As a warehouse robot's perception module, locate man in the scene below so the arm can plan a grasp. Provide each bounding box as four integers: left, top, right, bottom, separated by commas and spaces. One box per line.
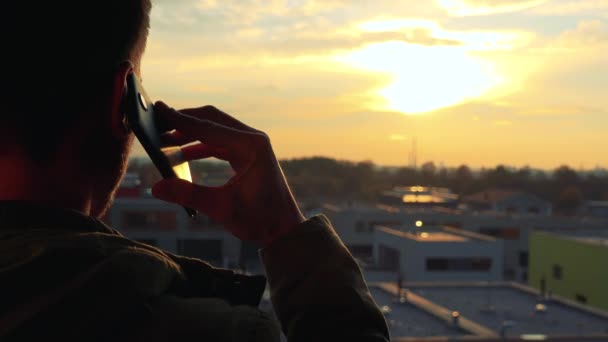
0, 1, 389, 341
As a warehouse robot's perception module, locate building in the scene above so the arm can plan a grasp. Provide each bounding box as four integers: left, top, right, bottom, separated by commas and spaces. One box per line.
322, 202, 608, 282
369, 286, 469, 339
322, 203, 408, 264
115, 172, 142, 198
368, 281, 608, 341
389, 281, 608, 340
529, 229, 608, 311
374, 224, 503, 281
583, 201, 608, 218
461, 189, 552, 216
106, 197, 260, 270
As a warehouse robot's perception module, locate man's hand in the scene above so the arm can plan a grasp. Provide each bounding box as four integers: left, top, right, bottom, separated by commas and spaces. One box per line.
151, 102, 305, 247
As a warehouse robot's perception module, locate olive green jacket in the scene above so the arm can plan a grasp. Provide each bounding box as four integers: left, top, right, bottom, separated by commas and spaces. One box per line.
0, 201, 389, 341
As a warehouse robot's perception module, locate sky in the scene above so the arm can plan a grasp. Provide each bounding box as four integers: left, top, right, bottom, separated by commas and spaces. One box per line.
138, 0, 608, 169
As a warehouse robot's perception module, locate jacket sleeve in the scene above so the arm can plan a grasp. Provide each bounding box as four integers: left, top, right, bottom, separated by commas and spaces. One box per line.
260, 215, 390, 342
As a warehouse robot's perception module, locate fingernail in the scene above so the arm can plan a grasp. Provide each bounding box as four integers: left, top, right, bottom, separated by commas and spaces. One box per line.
155, 101, 169, 109
155, 101, 176, 114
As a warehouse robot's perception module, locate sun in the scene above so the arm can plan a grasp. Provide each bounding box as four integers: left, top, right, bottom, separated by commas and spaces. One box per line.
337, 41, 502, 114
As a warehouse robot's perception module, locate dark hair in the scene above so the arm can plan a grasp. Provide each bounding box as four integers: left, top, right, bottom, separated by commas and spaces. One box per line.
0, 0, 152, 161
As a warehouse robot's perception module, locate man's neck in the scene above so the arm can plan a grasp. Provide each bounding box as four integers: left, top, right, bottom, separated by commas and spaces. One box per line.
0, 151, 93, 215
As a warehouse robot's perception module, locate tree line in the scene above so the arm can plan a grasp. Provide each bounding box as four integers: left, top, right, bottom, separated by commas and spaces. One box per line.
278, 157, 608, 213
127, 156, 608, 214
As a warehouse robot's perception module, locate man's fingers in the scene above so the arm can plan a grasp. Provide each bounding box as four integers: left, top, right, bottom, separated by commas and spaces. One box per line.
181, 143, 230, 161
157, 101, 256, 133
160, 130, 197, 147
152, 178, 227, 220
156, 104, 255, 148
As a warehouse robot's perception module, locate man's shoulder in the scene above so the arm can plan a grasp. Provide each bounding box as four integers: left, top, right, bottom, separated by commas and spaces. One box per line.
0, 227, 273, 340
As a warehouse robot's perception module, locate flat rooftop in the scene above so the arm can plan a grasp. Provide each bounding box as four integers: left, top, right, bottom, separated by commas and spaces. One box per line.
407, 284, 608, 337
370, 288, 467, 338
376, 226, 495, 242
538, 230, 608, 247
571, 236, 608, 247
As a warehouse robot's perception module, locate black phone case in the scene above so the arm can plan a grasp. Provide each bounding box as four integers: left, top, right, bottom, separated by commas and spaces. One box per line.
125, 73, 197, 218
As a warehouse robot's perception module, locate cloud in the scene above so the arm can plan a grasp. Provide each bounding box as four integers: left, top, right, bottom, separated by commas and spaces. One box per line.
557, 20, 608, 48
148, 0, 530, 62
142, 54, 390, 119
529, 0, 608, 16
437, 0, 547, 16
147, 24, 464, 61
513, 105, 604, 116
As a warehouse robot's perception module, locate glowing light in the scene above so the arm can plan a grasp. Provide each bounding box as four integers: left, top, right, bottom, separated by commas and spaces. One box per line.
403, 194, 436, 203
335, 20, 528, 114
420, 232, 430, 238
521, 334, 547, 341
416, 221, 423, 227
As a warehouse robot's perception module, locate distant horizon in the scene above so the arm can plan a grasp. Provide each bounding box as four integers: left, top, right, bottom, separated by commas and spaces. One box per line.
128, 151, 607, 173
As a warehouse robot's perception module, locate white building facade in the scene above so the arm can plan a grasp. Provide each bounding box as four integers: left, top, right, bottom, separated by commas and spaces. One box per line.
374, 226, 504, 282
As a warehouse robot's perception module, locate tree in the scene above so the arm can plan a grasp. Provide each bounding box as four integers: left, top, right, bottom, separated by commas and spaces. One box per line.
554, 165, 579, 186
421, 161, 436, 184
452, 164, 473, 195
555, 186, 584, 216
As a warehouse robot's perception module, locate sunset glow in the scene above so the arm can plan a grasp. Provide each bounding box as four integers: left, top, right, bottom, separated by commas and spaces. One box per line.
339, 41, 502, 113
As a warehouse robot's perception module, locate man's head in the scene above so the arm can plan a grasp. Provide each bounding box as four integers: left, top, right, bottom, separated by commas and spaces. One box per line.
0, 0, 152, 216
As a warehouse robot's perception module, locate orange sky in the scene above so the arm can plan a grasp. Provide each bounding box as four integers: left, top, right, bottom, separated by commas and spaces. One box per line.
137, 0, 608, 169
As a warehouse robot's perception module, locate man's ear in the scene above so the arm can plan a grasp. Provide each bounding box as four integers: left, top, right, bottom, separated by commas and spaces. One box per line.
109, 61, 134, 137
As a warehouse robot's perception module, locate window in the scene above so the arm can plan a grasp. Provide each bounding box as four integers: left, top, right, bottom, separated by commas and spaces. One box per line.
378, 245, 400, 271
528, 206, 540, 214
427, 258, 449, 271
426, 258, 492, 271
355, 221, 366, 233
552, 264, 563, 280
519, 251, 529, 267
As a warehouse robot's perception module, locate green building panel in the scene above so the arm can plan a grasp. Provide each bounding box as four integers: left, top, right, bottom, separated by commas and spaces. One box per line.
529, 231, 608, 311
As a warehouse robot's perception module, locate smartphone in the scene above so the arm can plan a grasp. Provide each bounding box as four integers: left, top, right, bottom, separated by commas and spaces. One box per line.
124, 73, 197, 218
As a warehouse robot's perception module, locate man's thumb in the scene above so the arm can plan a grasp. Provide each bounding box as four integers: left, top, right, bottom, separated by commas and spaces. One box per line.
152, 178, 218, 215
